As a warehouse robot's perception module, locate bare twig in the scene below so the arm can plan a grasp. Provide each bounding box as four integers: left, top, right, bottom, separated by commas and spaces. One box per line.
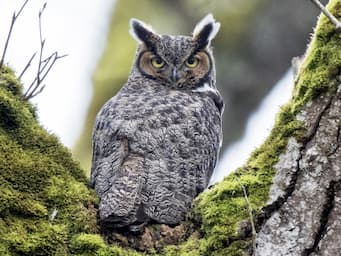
23, 52, 67, 100
39, 54, 68, 83
310, 0, 341, 32
24, 52, 56, 95
23, 2, 67, 100
1, 1, 65, 100
0, 0, 29, 69
237, 177, 257, 256
29, 84, 46, 99
19, 52, 37, 79
36, 3, 47, 86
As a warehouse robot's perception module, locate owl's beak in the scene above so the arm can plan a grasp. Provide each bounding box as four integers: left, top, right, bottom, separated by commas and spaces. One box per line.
171, 68, 179, 82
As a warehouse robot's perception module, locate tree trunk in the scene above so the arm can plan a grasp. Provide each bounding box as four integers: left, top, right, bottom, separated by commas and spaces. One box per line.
255, 2, 341, 255
256, 81, 341, 256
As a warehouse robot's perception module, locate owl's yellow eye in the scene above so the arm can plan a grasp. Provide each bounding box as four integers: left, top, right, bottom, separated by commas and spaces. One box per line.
151, 57, 165, 68
185, 56, 200, 68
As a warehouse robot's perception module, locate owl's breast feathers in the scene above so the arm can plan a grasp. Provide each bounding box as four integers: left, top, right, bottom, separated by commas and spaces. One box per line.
91, 83, 223, 229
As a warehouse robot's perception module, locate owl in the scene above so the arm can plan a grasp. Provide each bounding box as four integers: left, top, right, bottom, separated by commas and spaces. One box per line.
90, 14, 224, 232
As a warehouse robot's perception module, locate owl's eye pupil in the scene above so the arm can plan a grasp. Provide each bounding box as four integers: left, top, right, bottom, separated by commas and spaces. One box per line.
188, 57, 195, 64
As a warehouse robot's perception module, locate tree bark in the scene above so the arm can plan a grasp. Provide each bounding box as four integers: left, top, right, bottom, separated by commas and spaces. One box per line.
256, 84, 341, 256
254, 1, 341, 254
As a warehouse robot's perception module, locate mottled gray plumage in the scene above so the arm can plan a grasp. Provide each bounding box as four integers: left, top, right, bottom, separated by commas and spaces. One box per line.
90, 14, 224, 231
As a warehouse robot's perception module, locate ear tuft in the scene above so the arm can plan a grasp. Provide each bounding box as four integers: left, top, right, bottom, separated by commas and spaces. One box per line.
193, 14, 220, 48
129, 18, 159, 46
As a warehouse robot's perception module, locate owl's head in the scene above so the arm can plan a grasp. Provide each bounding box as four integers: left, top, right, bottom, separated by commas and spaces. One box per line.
129, 14, 220, 90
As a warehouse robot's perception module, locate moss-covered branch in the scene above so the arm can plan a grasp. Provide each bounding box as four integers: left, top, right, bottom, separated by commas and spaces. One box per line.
0, 66, 127, 255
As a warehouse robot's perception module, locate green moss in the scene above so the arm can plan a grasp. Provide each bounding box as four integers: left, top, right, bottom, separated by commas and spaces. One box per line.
70, 234, 106, 254
0, 64, 146, 255
0, 66, 23, 97
96, 247, 143, 256
70, 234, 144, 256
293, 0, 341, 109
0, 67, 99, 255
2, 222, 68, 256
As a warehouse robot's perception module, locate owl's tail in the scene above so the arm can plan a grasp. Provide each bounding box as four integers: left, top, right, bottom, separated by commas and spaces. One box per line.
97, 155, 149, 232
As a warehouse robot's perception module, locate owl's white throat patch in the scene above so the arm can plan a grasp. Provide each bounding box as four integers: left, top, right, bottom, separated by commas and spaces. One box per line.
192, 83, 217, 94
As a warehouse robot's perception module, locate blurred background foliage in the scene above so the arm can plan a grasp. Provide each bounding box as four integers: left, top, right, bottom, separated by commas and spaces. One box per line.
74, 0, 324, 174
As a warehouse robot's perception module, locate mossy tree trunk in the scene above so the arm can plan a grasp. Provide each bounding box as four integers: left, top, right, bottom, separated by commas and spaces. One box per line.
254, 5, 341, 256
255, 84, 340, 255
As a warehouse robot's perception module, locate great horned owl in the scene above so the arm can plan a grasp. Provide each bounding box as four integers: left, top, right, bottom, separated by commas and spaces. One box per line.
90, 14, 224, 232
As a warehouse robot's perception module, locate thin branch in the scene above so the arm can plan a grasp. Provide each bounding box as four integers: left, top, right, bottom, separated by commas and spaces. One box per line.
23, 2, 67, 101
24, 52, 67, 99
29, 84, 45, 98
1, 1, 65, 100
19, 52, 37, 79
42, 53, 56, 64
23, 54, 53, 98
237, 177, 257, 256
39, 54, 67, 83
23, 53, 67, 100
0, 0, 29, 69
310, 0, 341, 31
16, 0, 30, 17
25, 52, 56, 94
36, 5, 46, 87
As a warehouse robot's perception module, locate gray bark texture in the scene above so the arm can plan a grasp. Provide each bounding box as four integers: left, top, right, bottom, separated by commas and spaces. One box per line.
256, 84, 341, 255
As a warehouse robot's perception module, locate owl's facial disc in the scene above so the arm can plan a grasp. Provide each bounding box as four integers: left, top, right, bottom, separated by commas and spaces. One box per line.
138, 50, 211, 88
130, 15, 219, 89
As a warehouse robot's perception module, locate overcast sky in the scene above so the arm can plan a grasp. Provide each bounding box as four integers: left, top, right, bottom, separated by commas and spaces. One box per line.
0, 0, 114, 147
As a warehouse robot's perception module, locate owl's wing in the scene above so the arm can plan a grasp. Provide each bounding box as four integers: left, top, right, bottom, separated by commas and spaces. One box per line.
90, 113, 124, 190
197, 136, 220, 193
90, 111, 120, 192
90, 101, 146, 226
199, 90, 224, 188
